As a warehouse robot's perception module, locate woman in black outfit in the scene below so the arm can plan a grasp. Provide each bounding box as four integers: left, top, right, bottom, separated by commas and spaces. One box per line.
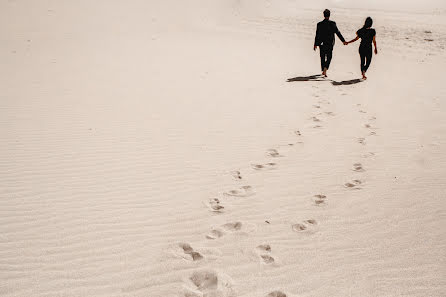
347, 17, 378, 80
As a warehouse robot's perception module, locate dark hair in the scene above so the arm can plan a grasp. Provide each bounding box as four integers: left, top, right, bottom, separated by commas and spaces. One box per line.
363, 17, 373, 28
323, 9, 330, 18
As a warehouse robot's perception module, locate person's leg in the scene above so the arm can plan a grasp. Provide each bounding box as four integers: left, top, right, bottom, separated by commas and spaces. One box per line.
320, 46, 330, 77
364, 48, 373, 72
359, 48, 367, 79
325, 49, 333, 70
319, 47, 326, 72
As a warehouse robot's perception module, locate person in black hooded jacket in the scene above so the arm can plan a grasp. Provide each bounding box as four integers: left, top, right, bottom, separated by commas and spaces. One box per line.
314, 9, 348, 77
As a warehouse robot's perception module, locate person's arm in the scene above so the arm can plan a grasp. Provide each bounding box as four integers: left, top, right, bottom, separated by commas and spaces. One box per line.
373, 35, 378, 54
334, 23, 348, 45
347, 35, 359, 44
314, 24, 320, 50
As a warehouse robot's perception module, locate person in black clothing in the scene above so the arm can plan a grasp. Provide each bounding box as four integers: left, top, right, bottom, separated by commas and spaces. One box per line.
314, 9, 348, 77
347, 17, 378, 80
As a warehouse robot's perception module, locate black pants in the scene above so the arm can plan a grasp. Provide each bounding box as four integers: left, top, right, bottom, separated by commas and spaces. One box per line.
359, 46, 372, 73
319, 46, 333, 71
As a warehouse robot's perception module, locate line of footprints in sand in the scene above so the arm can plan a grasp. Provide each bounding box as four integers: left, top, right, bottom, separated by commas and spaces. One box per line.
178, 94, 378, 297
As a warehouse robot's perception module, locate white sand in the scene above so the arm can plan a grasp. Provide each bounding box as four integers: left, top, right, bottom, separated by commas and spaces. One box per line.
1, 1, 446, 296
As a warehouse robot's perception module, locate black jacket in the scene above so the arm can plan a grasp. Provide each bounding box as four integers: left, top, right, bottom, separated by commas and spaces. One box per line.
314, 19, 345, 48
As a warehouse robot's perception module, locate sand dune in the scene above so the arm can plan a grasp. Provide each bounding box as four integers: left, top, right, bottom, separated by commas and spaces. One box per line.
1, 1, 445, 297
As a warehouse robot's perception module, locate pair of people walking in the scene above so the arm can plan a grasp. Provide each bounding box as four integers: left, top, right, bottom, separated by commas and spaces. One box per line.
314, 9, 378, 80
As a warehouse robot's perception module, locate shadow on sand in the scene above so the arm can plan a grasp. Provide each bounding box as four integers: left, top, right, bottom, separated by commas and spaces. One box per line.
287, 75, 362, 86
331, 79, 362, 86
286, 74, 326, 82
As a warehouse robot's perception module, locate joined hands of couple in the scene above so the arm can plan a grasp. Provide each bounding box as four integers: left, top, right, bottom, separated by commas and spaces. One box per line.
313, 42, 378, 54
313, 41, 348, 51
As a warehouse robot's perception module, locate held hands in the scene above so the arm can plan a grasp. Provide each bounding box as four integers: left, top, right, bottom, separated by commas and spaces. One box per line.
314, 42, 351, 50
374, 48, 378, 54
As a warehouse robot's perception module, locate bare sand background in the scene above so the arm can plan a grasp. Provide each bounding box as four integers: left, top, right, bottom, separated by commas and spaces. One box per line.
1, 1, 446, 296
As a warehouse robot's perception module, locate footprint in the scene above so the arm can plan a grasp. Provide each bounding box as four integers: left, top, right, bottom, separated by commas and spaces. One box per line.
362, 152, 375, 158
294, 130, 301, 136
189, 270, 217, 290
313, 125, 323, 129
344, 179, 362, 189
179, 242, 194, 254
267, 149, 282, 157
266, 291, 287, 297
353, 163, 364, 172
324, 111, 335, 116
359, 110, 367, 113
256, 244, 272, 253
169, 242, 213, 262
292, 219, 318, 233
222, 222, 243, 231
358, 138, 366, 145
260, 254, 275, 264
304, 219, 317, 225
183, 269, 234, 297
175, 243, 222, 260
205, 198, 225, 213
292, 223, 307, 232
187, 252, 203, 262
369, 116, 377, 121
206, 221, 254, 239
224, 185, 254, 197
178, 243, 204, 261
255, 244, 275, 265
344, 182, 355, 188
310, 116, 321, 122
364, 123, 372, 129
252, 163, 277, 170
369, 131, 377, 136
206, 229, 225, 240
313, 105, 321, 109
313, 194, 327, 206
230, 170, 242, 180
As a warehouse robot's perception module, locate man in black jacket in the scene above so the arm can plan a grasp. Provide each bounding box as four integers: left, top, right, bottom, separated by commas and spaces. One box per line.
314, 9, 347, 77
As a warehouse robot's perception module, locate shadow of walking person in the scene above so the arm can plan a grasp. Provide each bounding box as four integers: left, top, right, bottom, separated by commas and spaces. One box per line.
331, 79, 362, 85
287, 74, 325, 82
287, 75, 363, 86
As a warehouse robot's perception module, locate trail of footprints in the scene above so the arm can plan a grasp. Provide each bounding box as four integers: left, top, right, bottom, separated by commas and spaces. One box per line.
177, 91, 377, 296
